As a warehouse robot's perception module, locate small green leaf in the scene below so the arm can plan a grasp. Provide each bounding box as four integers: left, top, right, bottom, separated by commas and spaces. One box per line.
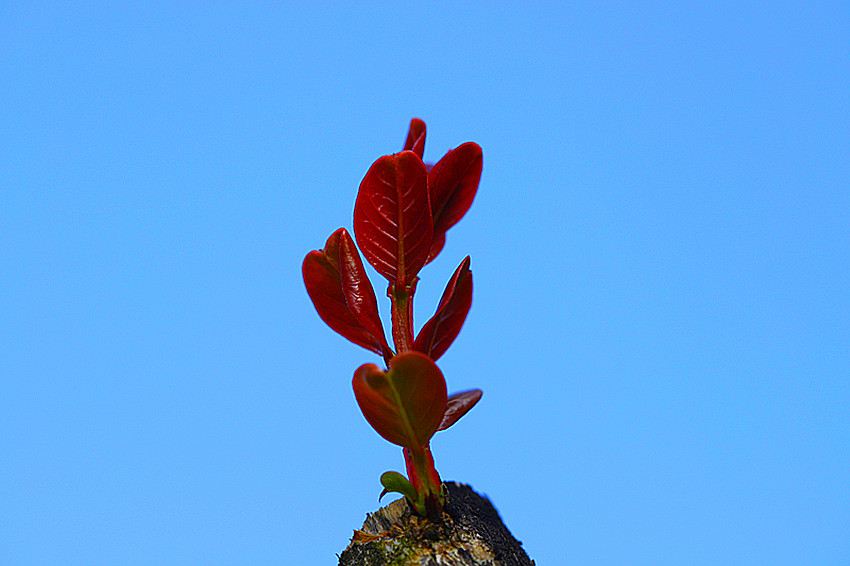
379, 471, 418, 502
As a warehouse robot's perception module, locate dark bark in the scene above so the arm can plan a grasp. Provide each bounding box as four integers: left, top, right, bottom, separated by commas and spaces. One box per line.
338, 482, 534, 566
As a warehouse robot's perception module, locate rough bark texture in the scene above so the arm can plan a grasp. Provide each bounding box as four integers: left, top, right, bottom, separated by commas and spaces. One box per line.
338, 482, 534, 566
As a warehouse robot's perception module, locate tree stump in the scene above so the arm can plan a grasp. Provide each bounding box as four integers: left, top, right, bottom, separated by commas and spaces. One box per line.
338, 482, 535, 566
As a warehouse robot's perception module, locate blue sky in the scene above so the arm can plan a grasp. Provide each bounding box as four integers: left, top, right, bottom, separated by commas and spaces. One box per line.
2, 2, 848, 564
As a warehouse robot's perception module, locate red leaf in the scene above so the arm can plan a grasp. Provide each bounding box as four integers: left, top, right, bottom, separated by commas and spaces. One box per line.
403, 118, 426, 159
438, 389, 483, 431
426, 143, 482, 262
352, 352, 447, 449
413, 256, 472, 361
354, 152, 433, 287
425, 232, 445, 265
338, 231, 385, 345
302, 229, 391, 358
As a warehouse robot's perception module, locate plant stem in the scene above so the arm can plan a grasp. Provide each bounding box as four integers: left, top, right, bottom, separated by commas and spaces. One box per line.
389, 284, 415, 352
404, 445, 444, 520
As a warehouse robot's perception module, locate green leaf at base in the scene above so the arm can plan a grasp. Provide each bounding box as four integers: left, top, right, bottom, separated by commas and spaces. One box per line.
379, 471, 418, 502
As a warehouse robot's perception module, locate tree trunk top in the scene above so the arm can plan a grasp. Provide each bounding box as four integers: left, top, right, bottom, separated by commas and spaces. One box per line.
339, 482, 534, 566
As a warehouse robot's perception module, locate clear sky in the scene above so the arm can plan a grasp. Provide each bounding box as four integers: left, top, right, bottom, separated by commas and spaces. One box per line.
2, 2, 848, 564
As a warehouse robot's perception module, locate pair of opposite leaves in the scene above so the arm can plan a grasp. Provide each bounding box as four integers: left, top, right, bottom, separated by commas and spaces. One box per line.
303, 119, 483, 453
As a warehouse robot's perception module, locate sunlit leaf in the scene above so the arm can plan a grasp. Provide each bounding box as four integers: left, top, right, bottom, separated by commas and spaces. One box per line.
426, 143, 482, 262
352, 352, 447, 449
354, 152, 433, 287
438, 389, 483, 431
425, 232, 445, 265
338, 230, 386, 347
403, 118, 426, 159
413, 256, 472, 361
302, 228, 391, 358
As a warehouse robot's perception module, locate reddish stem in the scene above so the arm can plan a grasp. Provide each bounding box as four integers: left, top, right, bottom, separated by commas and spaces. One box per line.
404, 444, 444, 520
389, 284, 415, 352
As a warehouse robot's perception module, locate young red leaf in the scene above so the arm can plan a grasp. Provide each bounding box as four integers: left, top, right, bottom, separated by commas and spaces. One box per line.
353, 152, 433, 287
438, 389, 483, 431
403, 118, 426, 159
413, 256, 473, 361
302, 228, 391, 359
352, 352, 447, 450
425, 232, 446, 265
426, 142, 482, 262
337, 231, 386, 346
